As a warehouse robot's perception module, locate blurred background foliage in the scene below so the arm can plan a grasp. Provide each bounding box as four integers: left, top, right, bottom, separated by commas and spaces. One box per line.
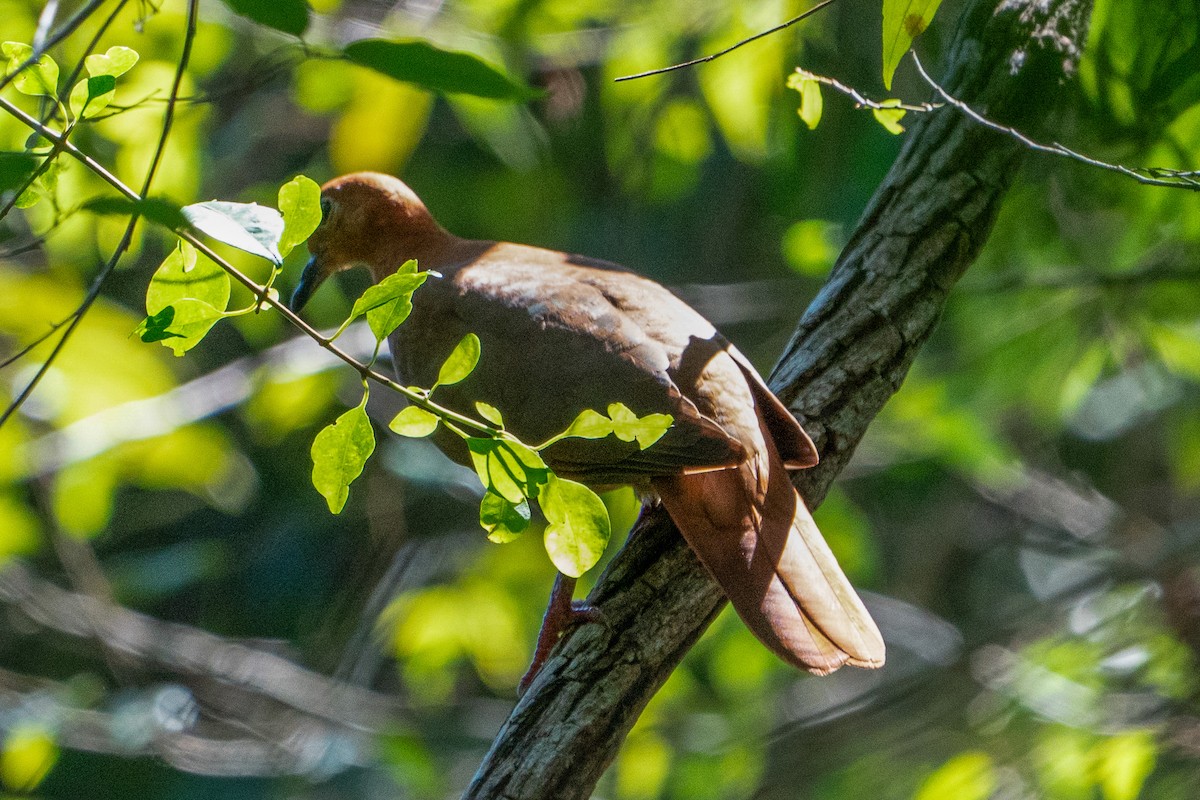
1, 0, 1200, 797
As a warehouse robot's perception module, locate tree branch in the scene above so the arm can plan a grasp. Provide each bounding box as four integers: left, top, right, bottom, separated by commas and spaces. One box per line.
464, 0, 1093, 797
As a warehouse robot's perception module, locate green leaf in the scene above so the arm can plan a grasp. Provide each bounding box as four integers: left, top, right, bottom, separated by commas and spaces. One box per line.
3, 42, 59, 97
474, 401, 504, 427
277, 175, 322, 258
83, 196, 188, 229
786, 70, 824, 130
881, 0, 944, 89
872, 101, 907, 134
311, 404, 376, 514
339, 264, 427, 339
146, 242, 230, 314
606, 403, 673, 449
540, 474, 610, 577
560, 408, 614, 440
389, 405, 439, 437
182, 200, 284, 263
68, 74, 117, 119
466, 437, 549, 505
0, 152, 37, 194
84, 46, 139, 78
434, 333, 481, 388
343, 39, 539, 102
151, 299, 226, 356
480, 490, 530, 543
221, 0, 310, 37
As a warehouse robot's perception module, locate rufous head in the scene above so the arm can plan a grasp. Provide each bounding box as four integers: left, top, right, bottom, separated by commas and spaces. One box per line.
290, 172, 448, 312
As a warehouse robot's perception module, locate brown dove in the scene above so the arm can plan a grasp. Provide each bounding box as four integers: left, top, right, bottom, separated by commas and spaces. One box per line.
291, 172, 884, 676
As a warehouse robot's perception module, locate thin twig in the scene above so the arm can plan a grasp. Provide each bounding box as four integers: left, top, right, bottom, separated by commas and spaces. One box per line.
912, 53, 1200, 191
614, 0, 836, 82
797, 68, 941, 113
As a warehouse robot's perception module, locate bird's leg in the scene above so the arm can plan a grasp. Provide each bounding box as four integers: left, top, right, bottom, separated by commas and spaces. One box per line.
518, 572, 602, 695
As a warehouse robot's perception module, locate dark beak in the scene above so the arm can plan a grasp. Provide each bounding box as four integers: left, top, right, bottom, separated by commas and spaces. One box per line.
290, 255, 324, 313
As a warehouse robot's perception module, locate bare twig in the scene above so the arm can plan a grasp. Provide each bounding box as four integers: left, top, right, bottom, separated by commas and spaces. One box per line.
614, 0, 836, 82
796, 68, 941, 114
912, 53, 1200, 191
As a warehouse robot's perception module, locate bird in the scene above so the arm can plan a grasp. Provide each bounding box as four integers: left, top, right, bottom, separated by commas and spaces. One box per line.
290, 172, 884, 677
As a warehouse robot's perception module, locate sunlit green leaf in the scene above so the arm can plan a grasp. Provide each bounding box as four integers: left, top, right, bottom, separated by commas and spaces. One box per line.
311, 403, 376, 513
2, 42, 59, 97
389, 405, 439, 437
1, 725, 57, 792
182, 200, 284, 263
480, 490, 530, 543
344, 39, 539, 102
222, 0, 310, 37
277, 174, 322, 257
358, 266, 427, 339
559, 408, 614, 440
475, 401, 504, 428
146, 242, 230, 314
881, 0, 944, 89
786, 69, 823, 130
152, 299, 227, 356
434, 333, 481, 388
873, 101, 907, 134
68, 74, 117, 119
540, 474, 610, 577
466, 437, 549, 505
84, 45, 139, 78
606, 403, 672, 449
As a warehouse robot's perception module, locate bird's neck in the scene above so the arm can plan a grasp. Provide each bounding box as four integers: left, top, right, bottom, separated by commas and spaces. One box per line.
367, 233, 490, 284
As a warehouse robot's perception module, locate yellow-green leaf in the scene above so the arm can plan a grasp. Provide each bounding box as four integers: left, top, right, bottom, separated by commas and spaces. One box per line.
786, 69, 823, 130
606, 403, 673, 449
1095, 731, 1156, 800
342, 264, 427, 340
389, 405, 439, 437
559, 408, 614, 440
277, 174, 322, 258
85, 45, 138, 78
873, 100, 907, 134
475, 401, 504, 427
480, 489, 530, 543
541, 474, 610, 577
435, 333, 481, 388
466, 437, 548, 505
881, 0, 944, 89
311, 404, 376, 513
146, 241, 230, 314
2, 42, 58, 97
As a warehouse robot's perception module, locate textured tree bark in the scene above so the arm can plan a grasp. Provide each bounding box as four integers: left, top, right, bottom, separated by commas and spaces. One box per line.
463, 1, 1092, 797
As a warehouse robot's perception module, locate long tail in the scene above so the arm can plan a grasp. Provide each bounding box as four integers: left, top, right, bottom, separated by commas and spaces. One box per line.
653, 413, 884, 674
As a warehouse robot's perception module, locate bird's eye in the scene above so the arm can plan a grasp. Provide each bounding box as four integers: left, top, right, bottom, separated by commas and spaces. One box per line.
319, 197, 333, 221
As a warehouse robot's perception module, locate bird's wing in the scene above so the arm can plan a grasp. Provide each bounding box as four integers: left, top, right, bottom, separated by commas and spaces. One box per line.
391, 246, 748, 482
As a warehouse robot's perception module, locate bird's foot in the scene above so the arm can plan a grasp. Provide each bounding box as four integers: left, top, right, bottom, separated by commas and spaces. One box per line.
518, 574, 604, 696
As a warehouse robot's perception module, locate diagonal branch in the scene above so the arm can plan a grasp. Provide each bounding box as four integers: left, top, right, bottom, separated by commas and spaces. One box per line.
463, 0, 1094, 798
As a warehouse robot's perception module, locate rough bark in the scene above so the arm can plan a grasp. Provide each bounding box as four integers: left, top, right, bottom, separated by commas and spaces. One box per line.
463, 1, 1093, 797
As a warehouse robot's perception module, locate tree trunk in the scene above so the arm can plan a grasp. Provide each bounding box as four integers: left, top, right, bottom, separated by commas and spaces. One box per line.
463, 1, 1093, 797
